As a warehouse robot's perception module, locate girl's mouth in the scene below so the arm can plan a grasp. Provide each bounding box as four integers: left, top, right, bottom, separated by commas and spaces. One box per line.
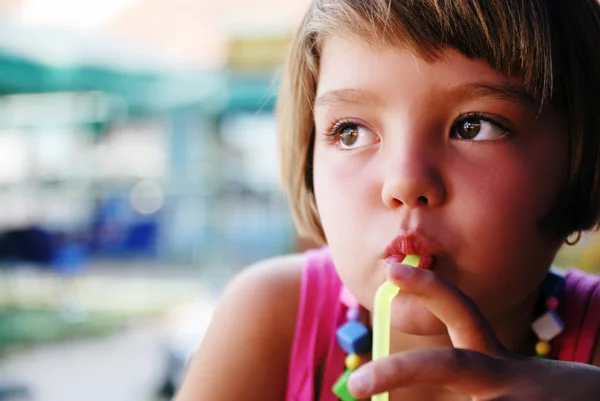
382, 232, 438, 270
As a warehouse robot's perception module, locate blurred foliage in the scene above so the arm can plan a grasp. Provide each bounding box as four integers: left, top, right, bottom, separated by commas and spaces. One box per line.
554, 233, 600, 273
0, 308, 148, 351
0, 269, 204, 350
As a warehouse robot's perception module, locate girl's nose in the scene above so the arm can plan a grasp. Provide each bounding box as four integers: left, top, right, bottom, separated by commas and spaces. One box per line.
380, 150, 445, 209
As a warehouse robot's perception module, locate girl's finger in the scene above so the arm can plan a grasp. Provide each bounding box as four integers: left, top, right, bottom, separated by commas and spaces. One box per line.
387, 263, 505, 355
348, 347, 511, 399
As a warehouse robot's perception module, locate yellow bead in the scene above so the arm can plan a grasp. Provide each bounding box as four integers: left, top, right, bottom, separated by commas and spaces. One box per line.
535, 340, 551, 356
345, 353, 362, 370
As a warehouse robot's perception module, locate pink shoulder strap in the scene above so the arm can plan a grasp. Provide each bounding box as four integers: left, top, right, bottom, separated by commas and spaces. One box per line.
553, 269, 600, 363
285, 247, 343, 401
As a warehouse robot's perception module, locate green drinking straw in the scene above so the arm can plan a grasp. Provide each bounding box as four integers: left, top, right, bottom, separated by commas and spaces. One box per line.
371, 254, 420, 401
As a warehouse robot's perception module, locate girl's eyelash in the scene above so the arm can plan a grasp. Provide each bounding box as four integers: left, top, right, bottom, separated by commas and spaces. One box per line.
324, 117, 356, 143
455, 112, 485, 124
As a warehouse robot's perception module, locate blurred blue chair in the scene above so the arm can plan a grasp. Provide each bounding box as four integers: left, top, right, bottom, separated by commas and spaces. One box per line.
0, 227, 54, 265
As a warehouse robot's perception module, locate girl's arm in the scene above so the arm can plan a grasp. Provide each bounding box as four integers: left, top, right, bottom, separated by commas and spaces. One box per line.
174, 254, 304, 401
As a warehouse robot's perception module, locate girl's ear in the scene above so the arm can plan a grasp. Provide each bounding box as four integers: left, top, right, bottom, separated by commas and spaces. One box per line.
564, 231, 582, 246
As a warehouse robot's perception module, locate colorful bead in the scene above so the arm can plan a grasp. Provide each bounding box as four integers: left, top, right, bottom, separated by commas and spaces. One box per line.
332, 369, 357, 401
532, 310, 564, 341
346, 307, 361, 322
545, 296, 559, 310
529, 272, 564, 360
540, 271, 566, 297
340, 287, 360, 308
336, 321, 372, 354
535, 340, 551, 356
345, 354, 362, 370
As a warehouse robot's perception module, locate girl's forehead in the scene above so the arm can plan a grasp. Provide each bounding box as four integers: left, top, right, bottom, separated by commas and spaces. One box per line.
319, 34, 508, 80
316, 35, 531, 106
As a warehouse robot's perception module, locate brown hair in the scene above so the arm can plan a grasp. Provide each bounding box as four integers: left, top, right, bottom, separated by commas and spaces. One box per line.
277, 0, 600, 244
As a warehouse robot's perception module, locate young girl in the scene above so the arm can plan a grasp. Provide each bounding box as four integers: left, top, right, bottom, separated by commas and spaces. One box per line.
175, 0, 600, 400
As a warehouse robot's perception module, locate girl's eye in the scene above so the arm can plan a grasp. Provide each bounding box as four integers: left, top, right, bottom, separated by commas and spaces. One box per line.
451, 115, 508, 141
329, 121, 379, 150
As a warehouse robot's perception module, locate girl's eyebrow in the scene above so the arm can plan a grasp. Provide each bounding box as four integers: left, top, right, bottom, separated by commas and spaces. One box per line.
314, 88, 384, 109
438, 82, 537, 111
314, 82, 536, 110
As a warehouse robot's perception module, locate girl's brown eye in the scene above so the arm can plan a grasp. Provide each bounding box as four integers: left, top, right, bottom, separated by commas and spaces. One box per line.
339, 125, 359, 147
332, 123, 379, 150
451, 116, 508, 141
456, 119, 481, 140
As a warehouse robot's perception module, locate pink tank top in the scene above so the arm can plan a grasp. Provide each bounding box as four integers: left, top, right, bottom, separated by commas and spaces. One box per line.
285, 247, 600, 401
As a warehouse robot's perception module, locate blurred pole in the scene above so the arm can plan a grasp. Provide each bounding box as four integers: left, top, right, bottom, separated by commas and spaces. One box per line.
164, 108, 222, 267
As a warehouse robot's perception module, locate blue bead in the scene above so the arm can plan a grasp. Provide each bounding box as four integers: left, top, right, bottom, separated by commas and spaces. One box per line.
541, 271, 566, 297
336, 321, 371, 354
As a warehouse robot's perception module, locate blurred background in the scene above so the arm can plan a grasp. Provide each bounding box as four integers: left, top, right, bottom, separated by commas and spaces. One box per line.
0, 1, 596, 400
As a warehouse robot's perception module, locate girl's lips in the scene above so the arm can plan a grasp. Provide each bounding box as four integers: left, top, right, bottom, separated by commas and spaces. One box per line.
382, 233, 439, 269
384, 254, 435, 269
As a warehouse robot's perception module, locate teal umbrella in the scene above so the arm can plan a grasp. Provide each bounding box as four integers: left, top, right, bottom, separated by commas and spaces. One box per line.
0, 21, 225, 125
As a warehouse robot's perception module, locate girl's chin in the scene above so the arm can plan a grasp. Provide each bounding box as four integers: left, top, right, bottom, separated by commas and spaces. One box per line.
389, 297, 448, 335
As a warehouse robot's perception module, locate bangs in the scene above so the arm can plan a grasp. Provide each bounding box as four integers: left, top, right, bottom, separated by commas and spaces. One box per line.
309, 0, 553, 103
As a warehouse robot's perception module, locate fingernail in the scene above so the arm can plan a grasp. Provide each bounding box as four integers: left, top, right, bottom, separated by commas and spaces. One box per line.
389, 263, 413, 279
348, 369, 371, 394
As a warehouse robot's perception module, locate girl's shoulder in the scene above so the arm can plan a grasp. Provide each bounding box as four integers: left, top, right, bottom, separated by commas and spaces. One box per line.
227, 252, 307, 306
174, 253, 307, 401
225, 253, 308, 334
211, 251, 308, 349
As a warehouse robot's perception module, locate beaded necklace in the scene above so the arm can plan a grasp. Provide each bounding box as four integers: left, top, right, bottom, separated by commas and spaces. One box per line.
332, 270, 566, 401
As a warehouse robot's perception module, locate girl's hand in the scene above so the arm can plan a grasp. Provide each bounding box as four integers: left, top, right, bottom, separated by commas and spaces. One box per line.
347, 264, 600, 400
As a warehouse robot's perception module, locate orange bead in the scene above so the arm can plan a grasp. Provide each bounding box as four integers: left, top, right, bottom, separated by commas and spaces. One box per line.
535, 340, 551, 356
345, 353, 362, 370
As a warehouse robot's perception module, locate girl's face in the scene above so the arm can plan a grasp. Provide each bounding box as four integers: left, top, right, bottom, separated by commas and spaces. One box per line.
312, 35, 568, 334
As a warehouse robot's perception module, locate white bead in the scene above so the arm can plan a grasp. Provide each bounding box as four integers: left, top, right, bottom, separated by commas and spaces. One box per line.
531, 310, 564, 341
